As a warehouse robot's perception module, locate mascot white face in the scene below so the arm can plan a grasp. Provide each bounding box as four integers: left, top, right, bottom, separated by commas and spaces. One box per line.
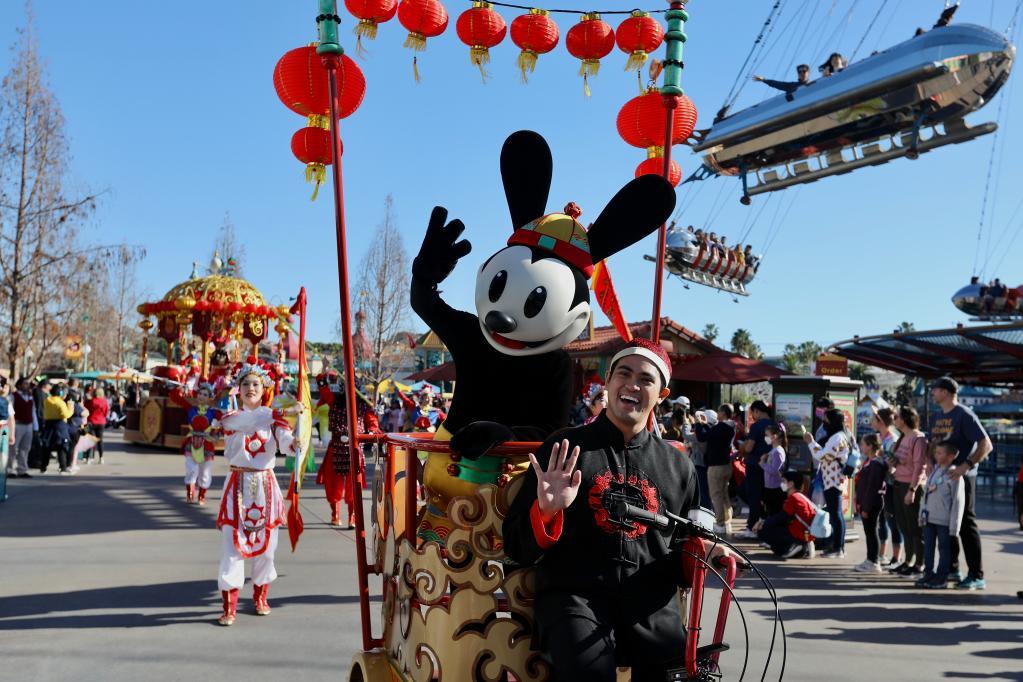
475, 245, 591, 357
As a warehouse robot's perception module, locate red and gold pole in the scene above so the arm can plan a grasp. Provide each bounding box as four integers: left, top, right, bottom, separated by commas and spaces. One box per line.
316, 2, 376, 651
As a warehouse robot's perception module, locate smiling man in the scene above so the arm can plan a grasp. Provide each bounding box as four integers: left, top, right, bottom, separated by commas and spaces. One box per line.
504, 338, 724, 681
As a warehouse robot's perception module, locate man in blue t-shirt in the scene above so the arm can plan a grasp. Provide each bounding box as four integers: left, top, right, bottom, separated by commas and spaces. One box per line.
736, 400, 775, 538
927, 376, 992, 590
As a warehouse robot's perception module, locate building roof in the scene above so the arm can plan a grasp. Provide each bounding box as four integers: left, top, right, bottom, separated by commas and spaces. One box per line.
831, 321, 1023, 387
565, 318, 719, 357
416, 329, 447, 351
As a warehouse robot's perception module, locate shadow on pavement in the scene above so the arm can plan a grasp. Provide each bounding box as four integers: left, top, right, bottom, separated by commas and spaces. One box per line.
0, 475, 228, 538
0, 579, 368, 630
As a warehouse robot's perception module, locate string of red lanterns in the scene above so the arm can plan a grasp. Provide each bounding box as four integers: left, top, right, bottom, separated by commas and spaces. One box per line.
328, 2, 670, 87
618, 83, 697, 189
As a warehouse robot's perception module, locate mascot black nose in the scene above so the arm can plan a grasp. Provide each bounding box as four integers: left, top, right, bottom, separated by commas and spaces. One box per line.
484, 310, 517, 333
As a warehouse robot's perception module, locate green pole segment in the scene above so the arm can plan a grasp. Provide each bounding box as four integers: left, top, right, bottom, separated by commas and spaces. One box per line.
661, 3, 688, 97
316, 0, 343, 55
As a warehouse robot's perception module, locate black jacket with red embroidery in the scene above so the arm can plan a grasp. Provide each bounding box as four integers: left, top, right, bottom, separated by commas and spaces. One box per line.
503, 413, 698, 597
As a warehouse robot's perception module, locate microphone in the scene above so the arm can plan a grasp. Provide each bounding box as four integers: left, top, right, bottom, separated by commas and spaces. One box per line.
612, 500, 672, 531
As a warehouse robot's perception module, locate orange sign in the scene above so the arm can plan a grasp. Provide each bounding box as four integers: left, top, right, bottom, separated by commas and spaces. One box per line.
815, 353, 848, 377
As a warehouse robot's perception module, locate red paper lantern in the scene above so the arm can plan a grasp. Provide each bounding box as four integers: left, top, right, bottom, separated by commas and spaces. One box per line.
510, 9, 559, 82
617, 87, 698, 149
273, 45, 367, 119
291, 123, 338, 201
398, 0, 449, 50
565, 12, 614, 95
456, 2, 506, 75
635, 153, 681, 187
615, 10, 664, 71
345, 0, 398, 49
398, 0, 449, 81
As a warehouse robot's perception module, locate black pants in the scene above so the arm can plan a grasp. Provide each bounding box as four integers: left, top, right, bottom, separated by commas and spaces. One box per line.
90, 424, 105, 457
892, 482, 923, 566
540, 590, 684, 682
762, 486, 785, 516
744, 463, 764, 529
861, 508, 881, 563
758, 522, 800, 556
949, 475, 983, 579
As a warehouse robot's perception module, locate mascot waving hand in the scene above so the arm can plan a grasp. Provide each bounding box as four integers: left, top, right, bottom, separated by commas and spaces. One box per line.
410, 130, 675, 545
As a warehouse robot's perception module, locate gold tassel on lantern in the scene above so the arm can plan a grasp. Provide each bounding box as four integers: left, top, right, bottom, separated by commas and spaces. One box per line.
404, 31, 427, 51
518, 49, 538, 83
354, 19, 379, 56
305, 163, 326, 201
470, 46, 490, 82
307, 114, 330, 130
625, 50, 648, 72
579, 59, 600, 98
412, 55, 421, 83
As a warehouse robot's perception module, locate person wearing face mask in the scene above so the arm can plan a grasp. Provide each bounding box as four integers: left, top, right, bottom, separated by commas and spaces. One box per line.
803, 409, 851, 558
753, 470, 816, 559
760, 425, 787, 516
504, 338, 737, 681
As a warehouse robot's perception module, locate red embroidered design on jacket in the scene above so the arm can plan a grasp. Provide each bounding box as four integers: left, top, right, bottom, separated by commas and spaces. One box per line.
588, 469, 661, 539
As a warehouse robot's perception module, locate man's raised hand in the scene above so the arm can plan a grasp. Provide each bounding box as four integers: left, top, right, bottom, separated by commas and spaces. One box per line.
530, 439, 582, 524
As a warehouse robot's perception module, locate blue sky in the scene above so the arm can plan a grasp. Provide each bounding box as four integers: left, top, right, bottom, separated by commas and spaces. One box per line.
2, 0, 1020, 354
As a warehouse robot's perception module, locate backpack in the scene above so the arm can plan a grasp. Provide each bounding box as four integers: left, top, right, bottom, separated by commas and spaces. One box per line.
842, 432, 863, 477
797, 501, 833, 539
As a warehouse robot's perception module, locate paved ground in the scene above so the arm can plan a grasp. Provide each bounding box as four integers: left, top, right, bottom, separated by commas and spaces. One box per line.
1, 432, 1021, 681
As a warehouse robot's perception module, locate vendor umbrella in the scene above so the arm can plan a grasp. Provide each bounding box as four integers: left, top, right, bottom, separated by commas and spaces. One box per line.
406, 361, 455, 383
409, 380, 441, 394
672, 351, 789, 384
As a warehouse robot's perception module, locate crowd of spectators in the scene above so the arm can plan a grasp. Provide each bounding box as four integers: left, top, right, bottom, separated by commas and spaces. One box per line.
647, 376, 994, 590
2, 376, 127, 478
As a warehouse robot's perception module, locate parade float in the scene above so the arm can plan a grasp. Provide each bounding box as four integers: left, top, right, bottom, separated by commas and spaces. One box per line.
124, 258, 295, 450
266, 2, 786, 681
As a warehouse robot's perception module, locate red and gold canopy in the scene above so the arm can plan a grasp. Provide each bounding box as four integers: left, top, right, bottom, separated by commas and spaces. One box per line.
138, 274, 287, 346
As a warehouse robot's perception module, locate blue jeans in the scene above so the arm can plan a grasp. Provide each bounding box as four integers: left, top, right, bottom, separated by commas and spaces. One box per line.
823, 487, 845, 552
923, 523, 951, 581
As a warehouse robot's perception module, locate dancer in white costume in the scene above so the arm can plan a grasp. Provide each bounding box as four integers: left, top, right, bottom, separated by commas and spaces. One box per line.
214, 360, 302, 626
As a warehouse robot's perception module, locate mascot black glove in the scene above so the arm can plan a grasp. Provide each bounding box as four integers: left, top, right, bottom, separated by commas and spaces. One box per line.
412, 206, 472, 286
450, 421, 515, 461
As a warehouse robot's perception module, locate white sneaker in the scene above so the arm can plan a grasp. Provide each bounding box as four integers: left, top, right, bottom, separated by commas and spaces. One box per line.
735, 529, 757, 540
854, 560, 881, 573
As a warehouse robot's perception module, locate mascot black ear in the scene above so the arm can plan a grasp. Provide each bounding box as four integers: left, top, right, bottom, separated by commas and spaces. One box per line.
587, 175, 676, 263
501, 130, 552, 231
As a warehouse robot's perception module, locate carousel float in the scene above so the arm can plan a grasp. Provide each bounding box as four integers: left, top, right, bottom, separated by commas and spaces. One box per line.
125, 256, 295, 450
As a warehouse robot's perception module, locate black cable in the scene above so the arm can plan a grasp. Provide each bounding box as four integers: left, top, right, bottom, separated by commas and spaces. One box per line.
721, 1, 785, 110
473, 0, 670, 15
680, 549, 751, 682
713, 536, 787, 681
849, 0, 890, 62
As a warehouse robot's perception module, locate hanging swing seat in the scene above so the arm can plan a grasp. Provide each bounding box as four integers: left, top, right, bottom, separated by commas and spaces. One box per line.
693, 24, 1015, 199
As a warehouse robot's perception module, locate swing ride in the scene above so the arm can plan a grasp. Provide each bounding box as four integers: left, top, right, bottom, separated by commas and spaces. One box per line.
662, 226, 758, 296
693, 23, 1015, 203
952, 278, 1023, 320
